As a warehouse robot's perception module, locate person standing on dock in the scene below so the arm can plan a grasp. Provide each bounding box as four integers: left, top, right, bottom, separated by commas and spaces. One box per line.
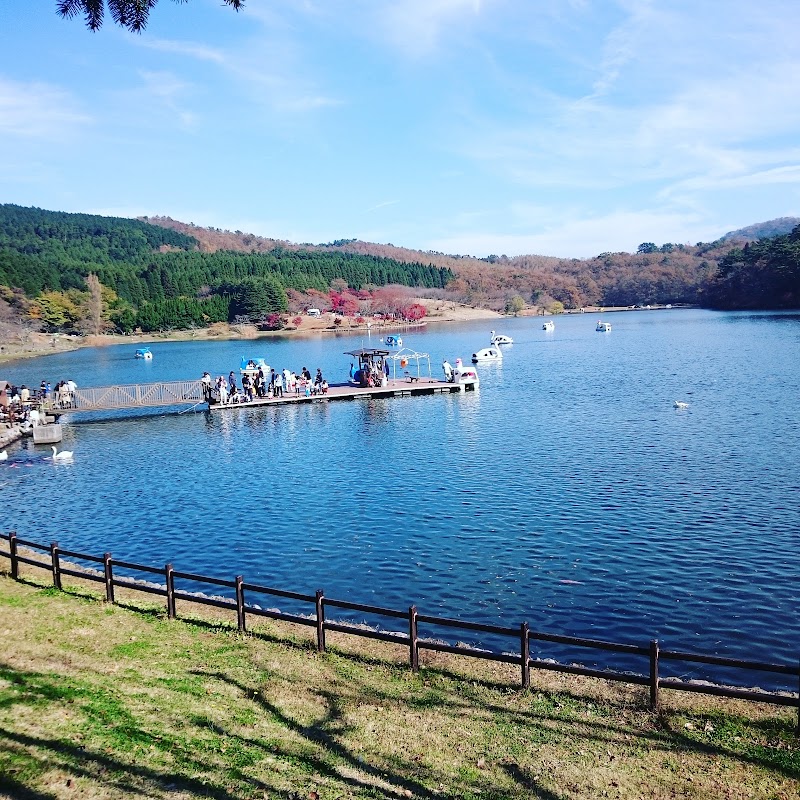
201, 372, 211, 401
273, 370, 284, 397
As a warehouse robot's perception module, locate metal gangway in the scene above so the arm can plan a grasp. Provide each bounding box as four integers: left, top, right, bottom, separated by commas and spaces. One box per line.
46, 380, 205, 414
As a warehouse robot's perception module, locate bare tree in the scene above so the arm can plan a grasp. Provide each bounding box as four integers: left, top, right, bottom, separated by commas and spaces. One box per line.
85, 273, 103, 335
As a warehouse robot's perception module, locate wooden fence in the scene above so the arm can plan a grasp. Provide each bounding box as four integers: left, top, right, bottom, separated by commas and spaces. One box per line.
1, 531, 798, 729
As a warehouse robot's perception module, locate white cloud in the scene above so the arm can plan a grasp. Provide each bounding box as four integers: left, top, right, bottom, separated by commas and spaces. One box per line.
375, 0, 485, 56
134, 37, 227, 64
429, 209, 711, 259
0, 77, 89, 139
132, 70, 200, 130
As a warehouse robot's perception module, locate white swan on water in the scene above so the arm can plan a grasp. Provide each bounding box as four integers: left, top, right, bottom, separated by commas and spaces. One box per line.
51, 445, 74, 461
673, 400, 689, 409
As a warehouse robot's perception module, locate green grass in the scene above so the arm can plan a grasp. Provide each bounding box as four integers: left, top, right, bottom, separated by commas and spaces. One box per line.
0, 573, 798, 800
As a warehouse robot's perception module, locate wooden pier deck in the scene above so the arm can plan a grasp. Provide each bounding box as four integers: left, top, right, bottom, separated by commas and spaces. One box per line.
42, 377, 475, 416
208, 378, 475, 412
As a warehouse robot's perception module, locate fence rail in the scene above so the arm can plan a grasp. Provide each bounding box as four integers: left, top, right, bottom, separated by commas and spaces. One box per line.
1, 530, 798, 729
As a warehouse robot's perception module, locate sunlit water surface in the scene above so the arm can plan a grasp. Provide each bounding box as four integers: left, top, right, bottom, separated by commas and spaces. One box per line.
3, 310, 799, 686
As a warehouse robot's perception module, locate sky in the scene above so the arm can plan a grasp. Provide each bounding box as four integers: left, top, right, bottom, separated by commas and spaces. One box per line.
2, 0, 800, 259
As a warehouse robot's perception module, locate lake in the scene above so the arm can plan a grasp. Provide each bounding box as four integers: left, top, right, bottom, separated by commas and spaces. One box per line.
2, 309, 799, 687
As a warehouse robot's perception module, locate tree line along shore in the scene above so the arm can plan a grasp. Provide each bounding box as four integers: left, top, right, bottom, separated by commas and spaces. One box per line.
1, 205, 799, 350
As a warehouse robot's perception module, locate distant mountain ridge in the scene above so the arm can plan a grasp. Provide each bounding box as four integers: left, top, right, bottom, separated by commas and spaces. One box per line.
141, 214, 800, 312
719, 217, 800, 243
143, 214, 798, 265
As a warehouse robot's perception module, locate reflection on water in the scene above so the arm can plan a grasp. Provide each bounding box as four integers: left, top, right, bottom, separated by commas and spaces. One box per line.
2, 309, 800, 686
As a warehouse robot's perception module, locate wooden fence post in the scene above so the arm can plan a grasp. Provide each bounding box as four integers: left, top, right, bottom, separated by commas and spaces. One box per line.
103, 553, 114, 603
409, 605, 419, 672
165, 563, 176, 619
315, 590, 326, 653
649, 639, 660, 711
50, 541, 61, 590
9, 531, 18, 580
236, 575, 246, 632
521, 622, 530, 689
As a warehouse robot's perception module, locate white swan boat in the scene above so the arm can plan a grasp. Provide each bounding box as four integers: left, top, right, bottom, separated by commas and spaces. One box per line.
542, 321, 555, 332
490, 330, 513, 344
135, 347, 153, 360
595, 321, 612, 332
452, 358, 480, 388
472, 345, 503, 363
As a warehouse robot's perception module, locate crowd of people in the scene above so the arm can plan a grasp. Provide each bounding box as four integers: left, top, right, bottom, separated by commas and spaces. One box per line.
202, 365, 329, 405
0, 377, 77, 427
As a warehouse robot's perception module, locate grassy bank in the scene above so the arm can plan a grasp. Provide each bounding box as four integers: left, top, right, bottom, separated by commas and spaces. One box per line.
0, 574, 797, 800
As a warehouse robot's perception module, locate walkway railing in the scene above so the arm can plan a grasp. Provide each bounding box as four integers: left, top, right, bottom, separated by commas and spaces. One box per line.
45, 380, 204, 412
1, 531, 797, 729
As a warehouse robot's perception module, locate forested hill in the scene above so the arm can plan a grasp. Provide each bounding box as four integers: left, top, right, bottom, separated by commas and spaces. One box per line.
705, 223, 800, 309
0, 205, 454, 332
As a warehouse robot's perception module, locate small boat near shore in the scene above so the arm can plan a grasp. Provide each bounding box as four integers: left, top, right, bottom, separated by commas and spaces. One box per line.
542, 321, 555, 332
134, 347, 153, 360
596, 321, 612, 332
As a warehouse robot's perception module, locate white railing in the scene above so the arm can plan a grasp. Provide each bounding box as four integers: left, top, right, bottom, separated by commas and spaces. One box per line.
62, 381, 205, 410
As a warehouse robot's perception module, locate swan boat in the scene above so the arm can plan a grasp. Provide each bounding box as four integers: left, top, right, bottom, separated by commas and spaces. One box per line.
596, 321, 612, 332
452, 358, 479, 388
489, 330, 513, 345
472, 345, 503, 363
134, 347, 153, 360
240, 357, 271, 380
542, 321, 555, 332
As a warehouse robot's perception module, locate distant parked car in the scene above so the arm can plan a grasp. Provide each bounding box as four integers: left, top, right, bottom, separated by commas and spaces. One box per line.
307, 308, 321, 317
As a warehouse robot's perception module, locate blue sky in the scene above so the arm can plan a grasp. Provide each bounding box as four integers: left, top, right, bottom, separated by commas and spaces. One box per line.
2, 0, 799, 258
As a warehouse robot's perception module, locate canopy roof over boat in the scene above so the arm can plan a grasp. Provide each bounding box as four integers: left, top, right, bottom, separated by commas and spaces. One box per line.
384, 347, 432, 379
344, 348, 390, 357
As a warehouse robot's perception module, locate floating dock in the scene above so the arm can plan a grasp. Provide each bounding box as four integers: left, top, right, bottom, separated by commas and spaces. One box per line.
208, 378, 476, 412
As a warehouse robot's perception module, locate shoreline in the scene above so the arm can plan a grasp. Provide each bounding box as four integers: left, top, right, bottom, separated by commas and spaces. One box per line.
0, 303, 684, 367
0, 302, 503, 366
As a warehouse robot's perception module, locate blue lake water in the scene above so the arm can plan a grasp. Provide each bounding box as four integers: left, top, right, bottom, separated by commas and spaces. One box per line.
2, 309, 799, 687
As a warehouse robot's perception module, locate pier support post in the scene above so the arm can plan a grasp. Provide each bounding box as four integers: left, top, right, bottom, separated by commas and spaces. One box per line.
315, 590, 326, 653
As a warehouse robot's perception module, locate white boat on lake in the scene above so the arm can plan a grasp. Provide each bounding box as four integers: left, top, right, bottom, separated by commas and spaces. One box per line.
542, 321, 555, 332
596, 321, 612, 332
134, 347, 153, 360
472, 345, 503, 363
490, 330, 513, 345
452, 358, 480, 388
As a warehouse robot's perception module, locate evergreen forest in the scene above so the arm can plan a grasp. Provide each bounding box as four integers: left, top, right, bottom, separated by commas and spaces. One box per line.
0, 205, 454, 332
1, 204, 799, 336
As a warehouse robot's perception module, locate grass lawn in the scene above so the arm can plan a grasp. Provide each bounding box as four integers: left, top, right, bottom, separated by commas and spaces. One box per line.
0, 574, 798, 799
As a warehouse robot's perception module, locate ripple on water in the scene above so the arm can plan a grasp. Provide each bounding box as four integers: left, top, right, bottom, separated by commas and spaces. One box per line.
3, 310, 800, 689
